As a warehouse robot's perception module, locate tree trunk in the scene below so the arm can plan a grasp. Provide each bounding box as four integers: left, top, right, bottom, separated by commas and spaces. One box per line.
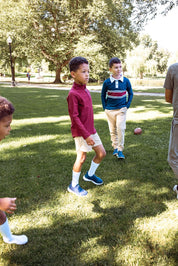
54, 67, 62, 83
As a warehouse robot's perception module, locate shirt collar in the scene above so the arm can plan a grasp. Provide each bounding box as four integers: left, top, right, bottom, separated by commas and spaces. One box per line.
110, 74, 123, 83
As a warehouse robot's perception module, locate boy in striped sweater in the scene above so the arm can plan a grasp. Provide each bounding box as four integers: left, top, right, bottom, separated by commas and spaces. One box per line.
101, 57, 133, 159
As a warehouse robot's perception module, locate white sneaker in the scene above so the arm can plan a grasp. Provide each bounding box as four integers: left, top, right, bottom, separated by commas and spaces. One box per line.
3, 234, 28, 245
173, 185, 178, 199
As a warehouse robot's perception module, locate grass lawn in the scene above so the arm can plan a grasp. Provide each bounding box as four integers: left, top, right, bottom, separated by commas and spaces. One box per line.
0, 84, 177, 265
133, 87, 165, 94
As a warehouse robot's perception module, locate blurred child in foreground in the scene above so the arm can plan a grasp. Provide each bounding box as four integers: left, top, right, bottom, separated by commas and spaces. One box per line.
0, 96, 28, 244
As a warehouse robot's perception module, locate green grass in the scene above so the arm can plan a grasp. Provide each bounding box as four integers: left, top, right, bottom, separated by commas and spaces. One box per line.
0, 84, 177, 265
133, 87, 165, 94
133, 87, 165, 95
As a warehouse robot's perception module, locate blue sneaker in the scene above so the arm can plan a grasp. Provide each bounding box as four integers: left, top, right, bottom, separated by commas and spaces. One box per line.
113, 148, 118, 156
67, 183, 88, 196
83, 172, 103, 185
117, 151, 125, 159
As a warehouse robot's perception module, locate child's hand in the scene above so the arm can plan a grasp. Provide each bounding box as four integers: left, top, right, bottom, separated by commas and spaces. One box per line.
86, 136, 95, 146
0, 198, 17, 214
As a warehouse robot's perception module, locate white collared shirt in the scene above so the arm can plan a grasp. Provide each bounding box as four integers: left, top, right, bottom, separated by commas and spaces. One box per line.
110, 74, 124, 88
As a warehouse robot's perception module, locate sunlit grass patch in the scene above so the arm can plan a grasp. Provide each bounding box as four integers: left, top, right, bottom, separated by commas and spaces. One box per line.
78, 236, 110, 264
12, 115, 70, 127
135, 202, 178, 247
116, 204, 178, 265
0, 135, 59, 152
127, 98, 173, 122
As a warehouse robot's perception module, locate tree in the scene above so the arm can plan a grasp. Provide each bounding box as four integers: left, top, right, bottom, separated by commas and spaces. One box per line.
24, 0, 140, 83
143, 35, 170, 74
0, 0, 33, 78
126, 34, 170, 78
73, 35, 108, 82
0, 0, 176, 83
132, 0, 177, 27
0, 0, 138, 83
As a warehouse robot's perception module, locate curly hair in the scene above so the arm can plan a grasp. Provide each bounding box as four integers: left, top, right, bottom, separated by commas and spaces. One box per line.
0, 96, 15, 120
69, 57, 88, 72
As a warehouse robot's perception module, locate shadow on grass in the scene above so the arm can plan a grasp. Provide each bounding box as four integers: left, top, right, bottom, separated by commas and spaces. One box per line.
0, 85, 177, 265
0, 196, 173, 265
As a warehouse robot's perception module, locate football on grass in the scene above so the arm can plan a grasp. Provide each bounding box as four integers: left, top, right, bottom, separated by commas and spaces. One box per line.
134, 127, 142, 135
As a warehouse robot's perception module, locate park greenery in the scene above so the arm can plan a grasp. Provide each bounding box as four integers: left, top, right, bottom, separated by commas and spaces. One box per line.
0, 0, 178, 83
0, 1, 178, 264
0, 84, 177, 265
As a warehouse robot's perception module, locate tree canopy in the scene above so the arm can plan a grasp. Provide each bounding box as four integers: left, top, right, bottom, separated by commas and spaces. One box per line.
0, 0, 176, 82
126, 34, 170, 78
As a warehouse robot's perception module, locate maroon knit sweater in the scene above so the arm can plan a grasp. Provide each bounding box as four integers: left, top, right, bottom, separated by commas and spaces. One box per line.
67, 82, 96, 139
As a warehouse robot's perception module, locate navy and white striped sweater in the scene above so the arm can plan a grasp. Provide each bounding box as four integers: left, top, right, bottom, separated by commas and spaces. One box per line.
101, 76, 133, 110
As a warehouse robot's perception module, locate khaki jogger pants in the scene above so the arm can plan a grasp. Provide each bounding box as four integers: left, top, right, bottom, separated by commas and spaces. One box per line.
105, 107, 127, 151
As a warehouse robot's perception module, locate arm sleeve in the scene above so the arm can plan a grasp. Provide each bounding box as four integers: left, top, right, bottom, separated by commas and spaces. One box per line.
126, 79, 133, 109
68, 93, 90, 139
101, 81, 107, 110
164, 67, 174, 90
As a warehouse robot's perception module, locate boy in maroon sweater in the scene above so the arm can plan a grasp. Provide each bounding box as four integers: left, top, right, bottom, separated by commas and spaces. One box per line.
67, 57, 106, 196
